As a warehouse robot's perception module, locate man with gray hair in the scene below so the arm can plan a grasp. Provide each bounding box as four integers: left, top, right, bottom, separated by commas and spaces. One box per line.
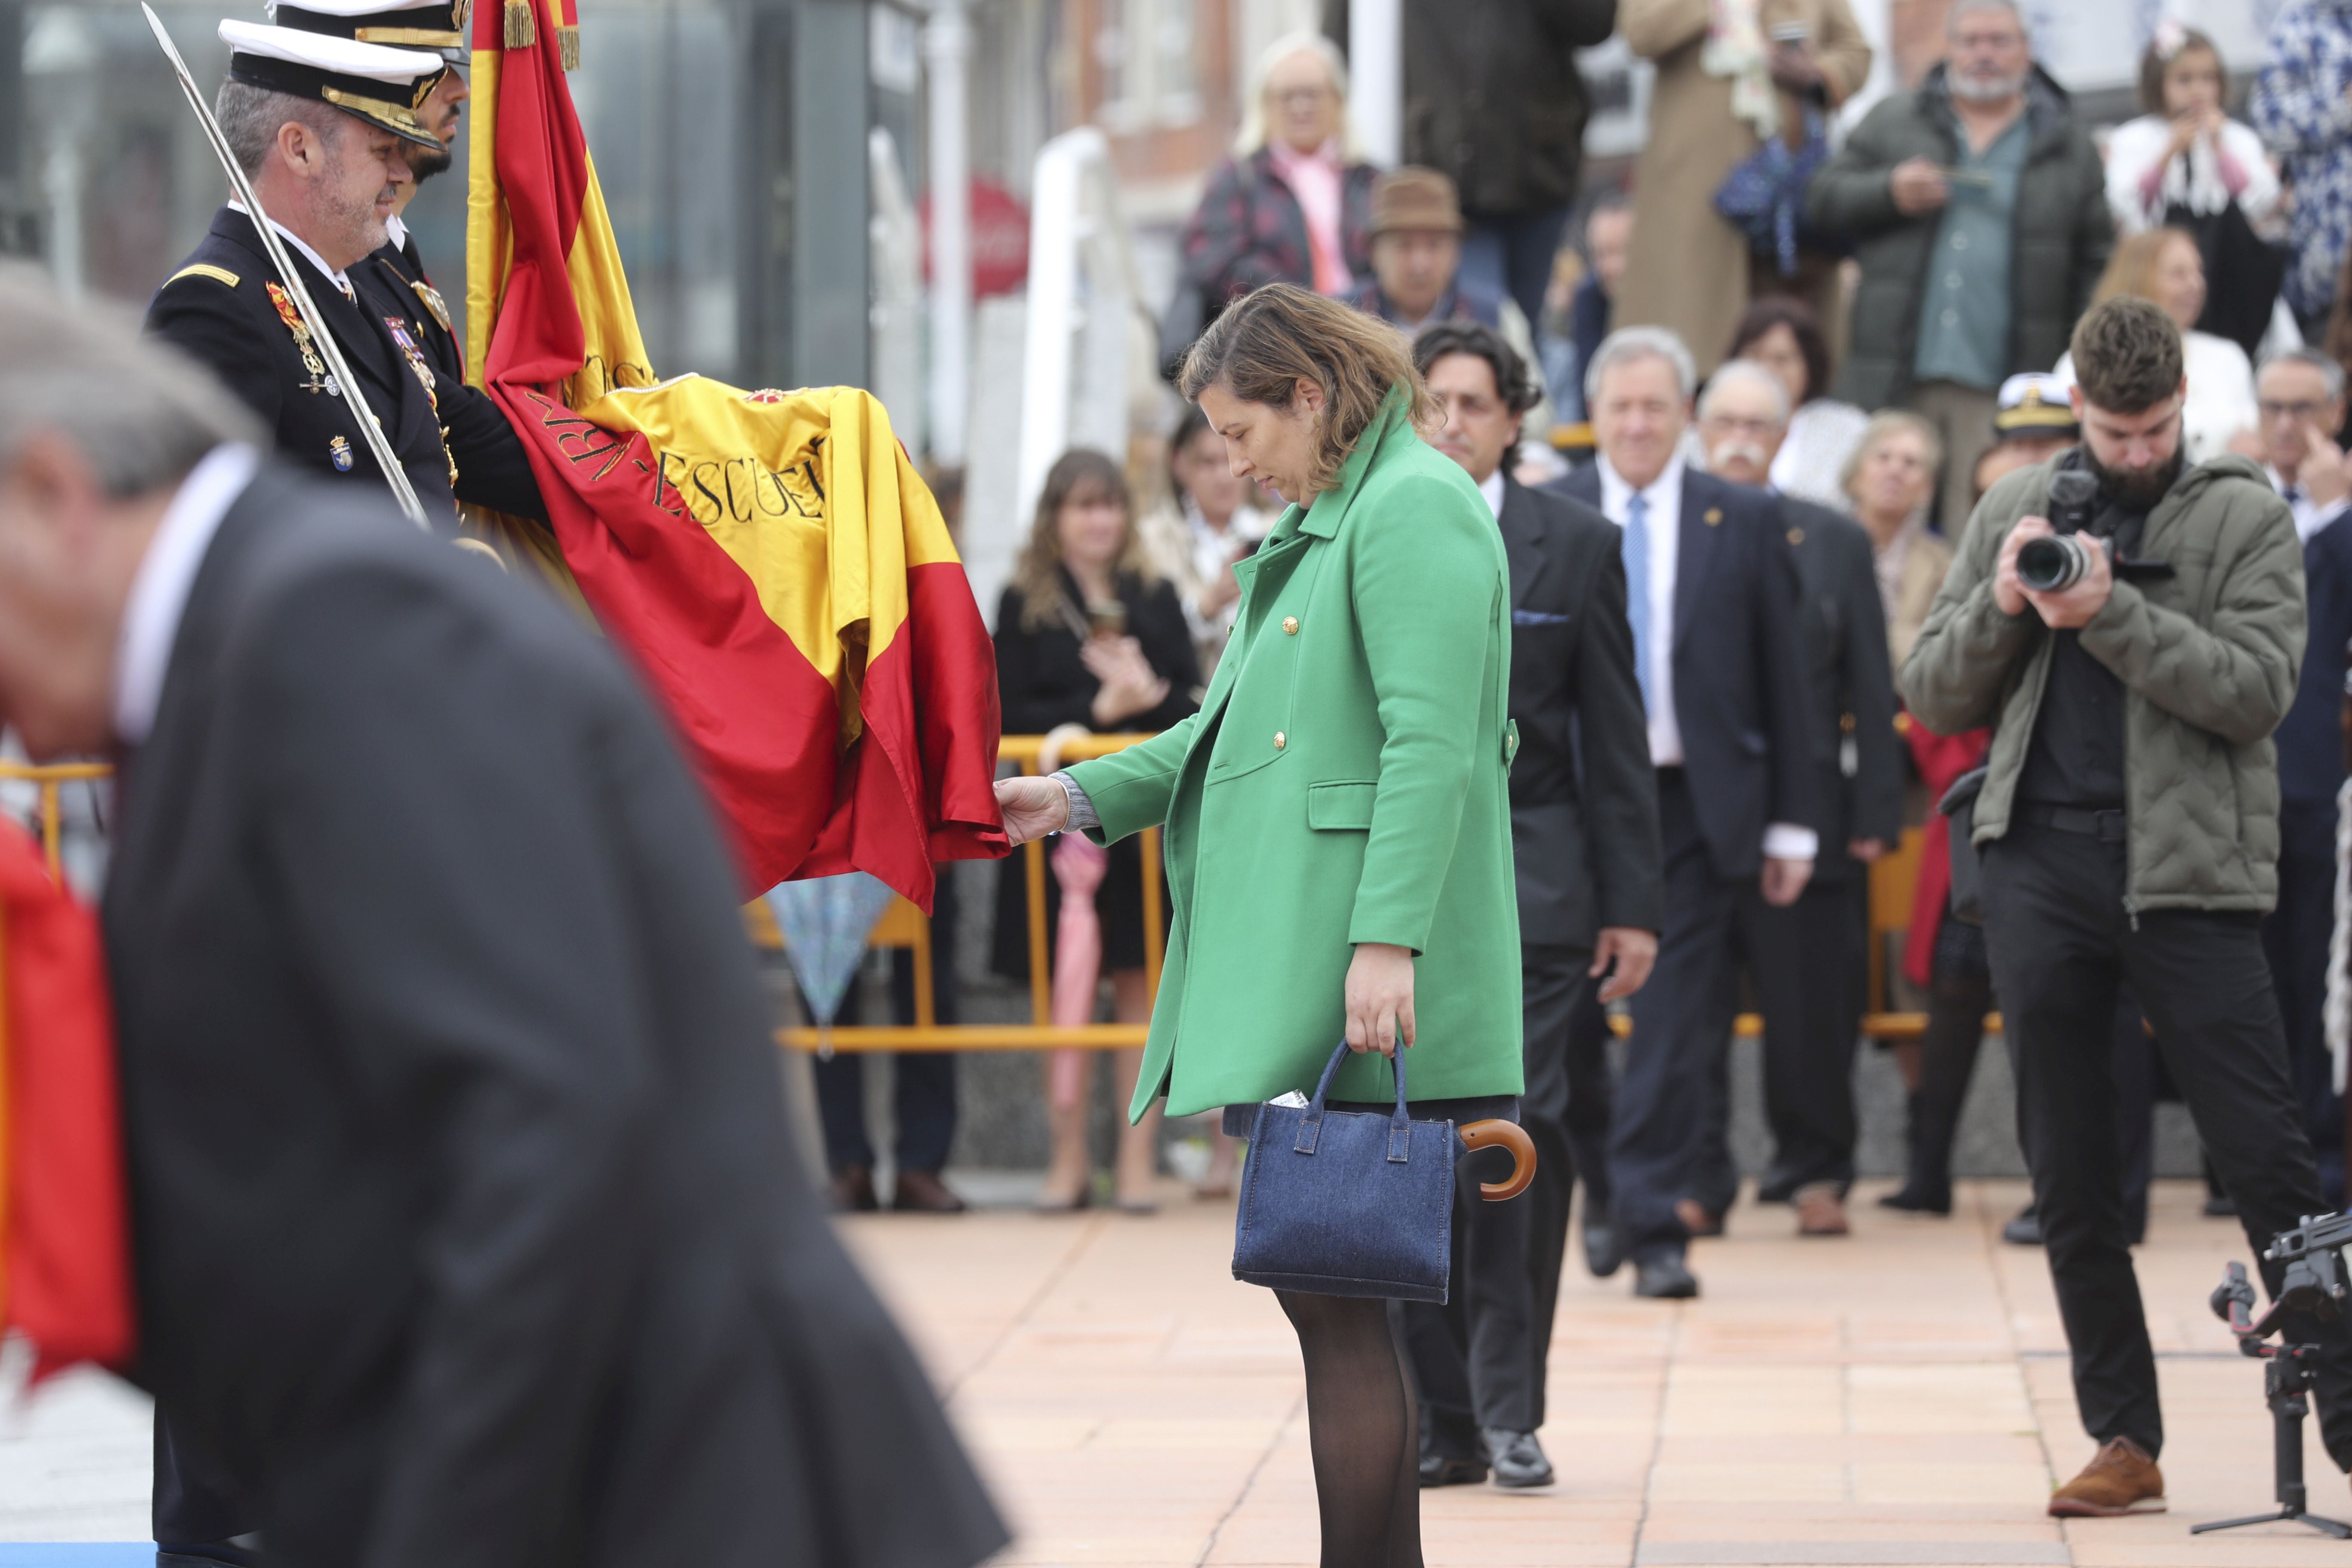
1807, 0, 2110, 530
0, 266, 1006, 1568
1690, 359, 1902, 1241
1545, 327, 1820, 1298
144, 21, 541, 531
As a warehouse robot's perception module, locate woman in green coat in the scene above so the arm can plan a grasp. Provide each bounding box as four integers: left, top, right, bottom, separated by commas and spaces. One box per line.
994, 283, 1522, 1568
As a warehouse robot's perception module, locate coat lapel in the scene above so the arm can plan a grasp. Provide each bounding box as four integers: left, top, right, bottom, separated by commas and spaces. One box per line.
1498, 478, 1548, 610
1674, 469, 1724, 654
217, 209, 417, 435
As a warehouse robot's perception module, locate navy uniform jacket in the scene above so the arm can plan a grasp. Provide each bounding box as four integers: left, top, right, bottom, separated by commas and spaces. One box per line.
2277, 509, 2352, 807
146, 207, 544, 529
1777, 495, 1903, 883
366, 224, 465, 394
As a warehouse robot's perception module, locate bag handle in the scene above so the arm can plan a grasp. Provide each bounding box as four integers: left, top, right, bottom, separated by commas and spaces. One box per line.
1296, 1038, 1412, 1161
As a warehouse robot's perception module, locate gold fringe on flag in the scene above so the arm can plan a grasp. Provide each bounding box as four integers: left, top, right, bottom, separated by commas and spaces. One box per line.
503, 0, 535, 48
557, 23, 579, 69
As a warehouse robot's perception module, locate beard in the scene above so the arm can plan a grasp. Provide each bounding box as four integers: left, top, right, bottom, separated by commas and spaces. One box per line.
1950, 67, 2026, 103
2085, 435, 2185, 511
407, 143, 455, 186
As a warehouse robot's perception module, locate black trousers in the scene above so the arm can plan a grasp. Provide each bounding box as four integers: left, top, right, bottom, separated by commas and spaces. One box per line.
2263, 797, 2346, 1207
1398, 947, 1589, 1446
1614, 772, 1747, 1262
811, 872, 960, 1173
1981, 821, 2352, 1464
153, 1414, 253, 1559
1692, 875, 1867, 1212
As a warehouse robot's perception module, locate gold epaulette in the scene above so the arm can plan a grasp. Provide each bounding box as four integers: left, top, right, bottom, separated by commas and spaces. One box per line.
166, 263, 240, 290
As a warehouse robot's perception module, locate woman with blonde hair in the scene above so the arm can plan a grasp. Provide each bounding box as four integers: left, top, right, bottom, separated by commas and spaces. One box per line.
1176, 34, 1377, 310
992, 449, 1199, 1211
2054, 226, 2258, 463
1840, 409, 1947, 667
994, 283, 1522, 1567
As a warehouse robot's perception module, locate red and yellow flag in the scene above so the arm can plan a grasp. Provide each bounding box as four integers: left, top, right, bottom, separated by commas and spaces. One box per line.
0, 819, 133, 1379
463, 0, 1006, 910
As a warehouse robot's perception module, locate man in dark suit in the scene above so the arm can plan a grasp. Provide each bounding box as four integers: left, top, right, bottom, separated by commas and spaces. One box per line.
1691, 359, 1903, 1238
1546, 326, 1819, 1298
0, 270, 1006, 1568
145, 23, 541, 533
1398, 323, 1662, 1489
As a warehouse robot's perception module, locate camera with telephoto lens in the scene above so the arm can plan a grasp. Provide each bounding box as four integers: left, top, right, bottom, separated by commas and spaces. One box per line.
2016, 470, 2102, 592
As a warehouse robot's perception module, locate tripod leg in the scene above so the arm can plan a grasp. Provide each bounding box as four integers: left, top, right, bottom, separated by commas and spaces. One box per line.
2193, 1510, 2295, 1534
2278, 1390, 2309, 1516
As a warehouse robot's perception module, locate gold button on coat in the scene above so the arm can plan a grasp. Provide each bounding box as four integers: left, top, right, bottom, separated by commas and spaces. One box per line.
1274, 732, 1286, 749
1282, 616, 1298, 634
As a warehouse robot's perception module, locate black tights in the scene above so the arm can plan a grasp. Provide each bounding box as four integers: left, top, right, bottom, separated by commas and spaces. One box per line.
1276, 1290, 1423, 1568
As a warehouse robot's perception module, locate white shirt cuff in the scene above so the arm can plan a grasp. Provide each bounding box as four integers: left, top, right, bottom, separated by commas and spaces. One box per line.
1762, 824, 1819, 862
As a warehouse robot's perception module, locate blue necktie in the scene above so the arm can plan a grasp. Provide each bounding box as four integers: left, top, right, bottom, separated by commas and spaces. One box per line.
1623, 492, 1654, 717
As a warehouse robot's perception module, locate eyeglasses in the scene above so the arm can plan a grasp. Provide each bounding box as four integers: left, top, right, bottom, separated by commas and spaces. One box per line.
2261, 399, 2331, 422
1272, 86, 1333, 108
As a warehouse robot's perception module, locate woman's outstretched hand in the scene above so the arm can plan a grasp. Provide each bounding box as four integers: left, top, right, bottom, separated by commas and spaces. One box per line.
1344, 942, 1416, 1057
995, 775, 1072, 846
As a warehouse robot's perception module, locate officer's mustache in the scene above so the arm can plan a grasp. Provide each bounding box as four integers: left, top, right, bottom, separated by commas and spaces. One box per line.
1709, 440, 1771, 475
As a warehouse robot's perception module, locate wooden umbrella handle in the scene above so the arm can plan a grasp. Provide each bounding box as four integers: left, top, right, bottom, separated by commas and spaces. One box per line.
1460, 1120, 1537, 1202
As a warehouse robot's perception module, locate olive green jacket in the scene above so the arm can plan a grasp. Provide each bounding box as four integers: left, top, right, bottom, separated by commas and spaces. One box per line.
1066, 394, 1524, 1121
1899, 454, 2305, 915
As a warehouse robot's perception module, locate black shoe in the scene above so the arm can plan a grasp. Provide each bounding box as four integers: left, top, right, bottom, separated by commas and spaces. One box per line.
1418, 1452, 1488, 1487
1756, 1168, 1802, 1205
829, 1164, 879, 1213
2203, 1191, 2238, 1219
1877, 1185, 1952, 1216
2002, 1205, 2042, 1246
1582, 1211, 1626, 1278
1483, 1427, 1554, 1488
1633, 1254, 1699, 1298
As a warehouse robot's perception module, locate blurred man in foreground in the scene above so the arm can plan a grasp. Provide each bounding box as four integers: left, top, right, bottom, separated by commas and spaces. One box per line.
0, 268, 1005, 1568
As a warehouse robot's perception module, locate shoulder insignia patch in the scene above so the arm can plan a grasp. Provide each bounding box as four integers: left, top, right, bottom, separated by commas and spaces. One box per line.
409, 278, 454, 334
167, 263, 240, 290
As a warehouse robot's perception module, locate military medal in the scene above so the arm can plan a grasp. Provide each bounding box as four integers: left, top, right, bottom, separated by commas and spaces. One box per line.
383, 315, 460, 491
409, 278, 454, 336
267, 281, 339, 397
329, 435, 355, 472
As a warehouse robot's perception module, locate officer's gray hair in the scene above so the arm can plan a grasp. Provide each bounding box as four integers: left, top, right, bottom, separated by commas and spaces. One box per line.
0, 264, 261, 498
1697, 359, 1792, 427
2258, 345, 2347, 404
216, 80, 350, 177
1947, 0, 2026, 32
1585, 325, 1698, 405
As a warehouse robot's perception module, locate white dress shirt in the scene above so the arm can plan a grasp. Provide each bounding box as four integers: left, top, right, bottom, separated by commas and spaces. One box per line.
1596, 451, 1817, 863
1477, 468, 1506, 519
2266, 464, 2352, 542
227, 201, 356, 300
114, 444, 262, 746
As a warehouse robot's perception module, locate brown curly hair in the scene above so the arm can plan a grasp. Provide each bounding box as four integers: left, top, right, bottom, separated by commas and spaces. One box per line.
2070, 297, 2185, 415
1176, 282, 1436, 496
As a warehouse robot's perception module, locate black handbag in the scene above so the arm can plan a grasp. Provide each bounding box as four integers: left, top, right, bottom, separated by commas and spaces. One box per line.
1231, 1041, 1533, 1302
1940, 766, 1988, 926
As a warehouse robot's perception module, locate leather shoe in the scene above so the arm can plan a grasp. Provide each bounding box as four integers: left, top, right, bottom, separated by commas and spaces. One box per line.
1633, 1254, 1700, 1298
2047, 1436, 2165, 1516
1583, 1211, 1626, 1277
1794, 1183, 1850, 1237
2203, 1191, 2238, 1219
1675, 1198, 1724, 1238
1877, 1184, 1951, 1216
1418, 1452, 1488, 1487
1482, 1427, 1554, 1488
891, 1168, 967, 1213
830, 1164, 879, 1213
2003, 1204, 2042, 1247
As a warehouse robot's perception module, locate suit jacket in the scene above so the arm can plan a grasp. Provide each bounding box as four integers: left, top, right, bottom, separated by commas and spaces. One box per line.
1496, 475, 1664, 949
1547, 462, 1821, 878
102, 464, 1004, 1568
1779, 496, 1903, 883
2277, 508, 2352, 806
145, 208, 544, 530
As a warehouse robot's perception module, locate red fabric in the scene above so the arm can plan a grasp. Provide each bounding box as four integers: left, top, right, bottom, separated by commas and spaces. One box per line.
1902, 723, 1991, 989
0, 820, 133, 1377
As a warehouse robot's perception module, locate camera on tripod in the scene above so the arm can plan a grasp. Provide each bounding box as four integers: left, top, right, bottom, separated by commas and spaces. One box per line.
2014, 469, 2175, 594
2193, 1213, 2352, 1538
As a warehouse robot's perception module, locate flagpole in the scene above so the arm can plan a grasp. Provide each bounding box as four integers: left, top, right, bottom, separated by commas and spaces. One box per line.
140, 4, 433, 533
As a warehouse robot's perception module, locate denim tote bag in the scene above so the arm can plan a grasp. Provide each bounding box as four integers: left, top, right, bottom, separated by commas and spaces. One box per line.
1231, 1041, 1457, 1302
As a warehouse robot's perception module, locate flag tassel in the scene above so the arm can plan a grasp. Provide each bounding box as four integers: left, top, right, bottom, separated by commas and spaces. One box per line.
557, 23, 579, 69
503, 0, 535, 48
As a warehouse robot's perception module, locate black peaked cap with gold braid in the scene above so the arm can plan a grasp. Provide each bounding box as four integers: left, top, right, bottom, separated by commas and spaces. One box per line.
271, 0, 471, 64
218, 20, 446, 149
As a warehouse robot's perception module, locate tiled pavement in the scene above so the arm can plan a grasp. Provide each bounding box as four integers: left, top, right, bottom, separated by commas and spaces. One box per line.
4, 1177, 2345, 1566
841, 1178, 2352, 1568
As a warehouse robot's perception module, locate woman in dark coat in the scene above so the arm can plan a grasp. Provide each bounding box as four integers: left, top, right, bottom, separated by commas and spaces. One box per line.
993, 450, 1199, 1210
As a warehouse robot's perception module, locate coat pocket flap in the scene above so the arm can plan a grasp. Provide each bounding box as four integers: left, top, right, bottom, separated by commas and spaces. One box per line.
1306, 780, 1379, 830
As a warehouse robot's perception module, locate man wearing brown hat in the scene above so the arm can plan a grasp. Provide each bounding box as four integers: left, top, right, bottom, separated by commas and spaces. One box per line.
1350, 166, 1552, 435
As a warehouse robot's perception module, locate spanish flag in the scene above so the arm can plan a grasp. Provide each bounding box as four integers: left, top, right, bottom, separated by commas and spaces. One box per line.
463, 0, 1006, 910
0, 819, 133, 1378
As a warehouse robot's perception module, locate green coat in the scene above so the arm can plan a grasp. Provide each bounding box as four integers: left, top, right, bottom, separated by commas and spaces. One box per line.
1066, 392, 1524, 1121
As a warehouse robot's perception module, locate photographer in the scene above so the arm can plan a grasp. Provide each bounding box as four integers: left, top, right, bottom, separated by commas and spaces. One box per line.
1904, 296, 2352, 1518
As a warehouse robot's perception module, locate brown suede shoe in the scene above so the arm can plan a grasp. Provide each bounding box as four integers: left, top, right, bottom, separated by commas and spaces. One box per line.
891, 1168, 968, 1213
1795, 1183, 1850, 1237
2048, 1437, 2165, 1516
